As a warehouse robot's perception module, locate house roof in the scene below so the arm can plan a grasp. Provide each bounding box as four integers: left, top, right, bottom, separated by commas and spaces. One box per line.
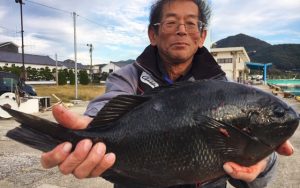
0, 51, 59, 67
0, 51, 87, 70
110, 59, 135, 67
0, 41, 19, 48
94, 63, 107, 68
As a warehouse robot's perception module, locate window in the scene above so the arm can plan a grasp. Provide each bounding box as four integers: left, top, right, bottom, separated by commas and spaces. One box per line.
217, 58, 233, 64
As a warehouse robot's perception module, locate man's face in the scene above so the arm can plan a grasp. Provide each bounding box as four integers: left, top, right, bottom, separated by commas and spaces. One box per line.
149, 0, 206, 64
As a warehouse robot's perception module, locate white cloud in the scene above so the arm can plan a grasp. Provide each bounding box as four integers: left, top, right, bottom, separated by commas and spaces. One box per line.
210, 0, 300, 43
0, 6, 7, 20
0, 0, 153, 64
1, 0, 299, 64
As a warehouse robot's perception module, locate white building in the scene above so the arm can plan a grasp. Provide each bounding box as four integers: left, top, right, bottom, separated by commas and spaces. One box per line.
102, 60, 135, 73
210, 47, 250, 82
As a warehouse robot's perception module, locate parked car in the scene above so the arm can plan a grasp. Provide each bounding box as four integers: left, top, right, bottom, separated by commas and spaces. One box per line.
0, 71, 37, 96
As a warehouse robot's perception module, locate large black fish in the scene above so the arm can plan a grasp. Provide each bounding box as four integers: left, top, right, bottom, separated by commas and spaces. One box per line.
1, 80, 299, 187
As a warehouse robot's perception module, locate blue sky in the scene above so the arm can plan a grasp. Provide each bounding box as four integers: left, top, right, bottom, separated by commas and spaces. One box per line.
0, 0, 299, 65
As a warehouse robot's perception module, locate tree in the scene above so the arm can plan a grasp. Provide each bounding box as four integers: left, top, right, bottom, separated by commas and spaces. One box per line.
79, 70, 90, 85
58, 70, 67, 85
2, 66, 9, 72
40, 66, 54, 80
63, 69, 69, 77
26, 67, 33, 80
10, 64, 22, 76
30, 68, 39, 80
69, 69, 75, 85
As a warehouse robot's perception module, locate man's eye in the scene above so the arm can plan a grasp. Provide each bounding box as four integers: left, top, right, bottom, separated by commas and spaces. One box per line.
186, 21, 197, 26
165, 21, 176, 26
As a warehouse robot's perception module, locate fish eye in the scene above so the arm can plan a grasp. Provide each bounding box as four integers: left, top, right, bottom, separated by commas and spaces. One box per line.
273, 106, 285, 117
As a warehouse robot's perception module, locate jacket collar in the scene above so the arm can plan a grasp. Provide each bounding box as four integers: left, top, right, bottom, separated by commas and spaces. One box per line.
136, 45, 225, 81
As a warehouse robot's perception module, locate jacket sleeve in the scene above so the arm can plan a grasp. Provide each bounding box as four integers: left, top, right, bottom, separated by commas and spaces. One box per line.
84, 64, 138, 117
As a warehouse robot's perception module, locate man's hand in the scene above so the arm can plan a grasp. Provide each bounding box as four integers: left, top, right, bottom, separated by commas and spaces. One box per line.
223, 140, 294, 182
41, 104, 116, 179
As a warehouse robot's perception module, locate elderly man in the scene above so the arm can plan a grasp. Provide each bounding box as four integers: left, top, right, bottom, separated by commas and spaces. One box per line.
41, 0, 294, 187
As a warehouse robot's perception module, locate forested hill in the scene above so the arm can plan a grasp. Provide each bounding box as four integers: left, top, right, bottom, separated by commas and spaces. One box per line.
213, 33, 300, 70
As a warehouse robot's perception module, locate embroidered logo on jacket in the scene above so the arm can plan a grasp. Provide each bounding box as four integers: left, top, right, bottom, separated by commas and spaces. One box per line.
140, 71, 159, 88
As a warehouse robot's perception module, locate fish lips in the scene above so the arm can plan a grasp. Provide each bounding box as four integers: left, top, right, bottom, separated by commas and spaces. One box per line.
254, 117, 299, 149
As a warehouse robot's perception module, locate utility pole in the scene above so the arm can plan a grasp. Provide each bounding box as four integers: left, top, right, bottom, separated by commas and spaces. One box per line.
15, 0, 26, 80
73, 12, 78, 99
55, 53, 58, 86
86, 43, 93, 83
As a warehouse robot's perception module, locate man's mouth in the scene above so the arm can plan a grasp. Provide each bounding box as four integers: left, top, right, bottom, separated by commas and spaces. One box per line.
171, 42, 189, 47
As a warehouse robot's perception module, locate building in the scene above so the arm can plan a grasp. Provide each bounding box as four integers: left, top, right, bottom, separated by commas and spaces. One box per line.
0, 41, 61, 70
90, 64, 106, 74
210, 47, 250, 82
0, 42, 19, 53
0, 50, 62, 70
0, 41, 87, 71
102, 59, 135, 73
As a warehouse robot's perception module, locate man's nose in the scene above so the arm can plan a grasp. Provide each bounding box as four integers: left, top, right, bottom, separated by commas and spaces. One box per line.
176, 24, 187, 35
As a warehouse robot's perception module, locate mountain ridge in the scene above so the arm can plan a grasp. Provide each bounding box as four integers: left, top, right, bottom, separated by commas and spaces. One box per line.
213, 33, 300, 70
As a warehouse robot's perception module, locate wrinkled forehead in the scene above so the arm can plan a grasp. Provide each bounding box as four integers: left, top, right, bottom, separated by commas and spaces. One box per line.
161, 0, 199, 20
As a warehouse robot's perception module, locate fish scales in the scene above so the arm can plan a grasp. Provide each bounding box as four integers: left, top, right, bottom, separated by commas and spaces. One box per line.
1, 80, 299, 187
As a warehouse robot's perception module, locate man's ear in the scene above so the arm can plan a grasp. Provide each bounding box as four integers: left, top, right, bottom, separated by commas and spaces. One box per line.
199, 29, 207, 48
148, 27, 158, 46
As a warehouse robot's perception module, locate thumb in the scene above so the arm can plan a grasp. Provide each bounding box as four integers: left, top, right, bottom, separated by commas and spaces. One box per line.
276, 140, 294, 156
52, 104, 92, 130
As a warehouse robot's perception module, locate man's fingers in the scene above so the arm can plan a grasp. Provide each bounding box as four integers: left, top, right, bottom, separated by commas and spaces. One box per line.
58, 139, 92, 175
90, 153, 116, 177
41, 142, 72, 169
52, 104, 92, 130
72, 143, 107, 179
276, 140, 294, 156
223, 160, 267, 182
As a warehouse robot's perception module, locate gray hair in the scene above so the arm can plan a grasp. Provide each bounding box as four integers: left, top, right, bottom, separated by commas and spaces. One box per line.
148, 0, 211, 33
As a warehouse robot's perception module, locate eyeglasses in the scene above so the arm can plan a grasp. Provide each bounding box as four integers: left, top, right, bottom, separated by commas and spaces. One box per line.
153, 20, 206, 34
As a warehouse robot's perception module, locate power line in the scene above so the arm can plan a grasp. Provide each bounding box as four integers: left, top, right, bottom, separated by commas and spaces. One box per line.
25, 0, 72, 15
23, 0, 140, 34
0, 25, 17, 32
77, 15, 107, 28
24, 0, 113, 30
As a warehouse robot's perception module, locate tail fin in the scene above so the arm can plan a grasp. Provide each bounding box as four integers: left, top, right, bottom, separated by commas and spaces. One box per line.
6, 126, 61, 152
1, 105, 78, 152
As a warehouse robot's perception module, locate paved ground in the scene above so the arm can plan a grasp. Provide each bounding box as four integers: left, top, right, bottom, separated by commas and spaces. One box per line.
0, 86, 300, 188
0, 101, 113, 188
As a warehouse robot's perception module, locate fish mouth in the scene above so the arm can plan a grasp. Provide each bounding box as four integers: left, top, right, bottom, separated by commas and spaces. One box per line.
257, 119, 299, 150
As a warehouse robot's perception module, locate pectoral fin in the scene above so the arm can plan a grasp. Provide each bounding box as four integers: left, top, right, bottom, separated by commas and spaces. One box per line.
193, 114, 271, 165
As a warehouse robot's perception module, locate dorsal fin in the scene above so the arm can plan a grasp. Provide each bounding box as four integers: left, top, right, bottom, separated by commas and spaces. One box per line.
87, 95, 150, 128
